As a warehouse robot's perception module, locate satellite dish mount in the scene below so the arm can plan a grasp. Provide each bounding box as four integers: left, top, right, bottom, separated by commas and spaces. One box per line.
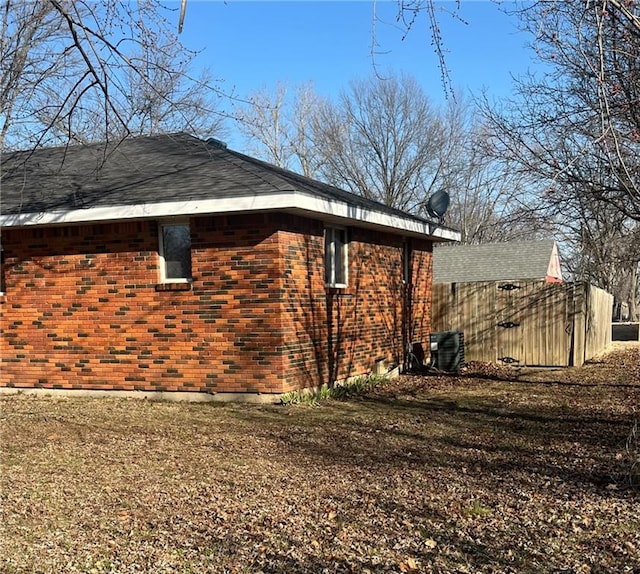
426, 189, 450, 223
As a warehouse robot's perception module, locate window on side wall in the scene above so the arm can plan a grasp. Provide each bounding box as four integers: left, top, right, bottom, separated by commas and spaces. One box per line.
159, 222, 192, 282
324, 226, 348, 288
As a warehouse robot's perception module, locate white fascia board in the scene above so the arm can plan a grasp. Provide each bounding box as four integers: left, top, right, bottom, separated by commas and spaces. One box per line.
0, 190, 461, 242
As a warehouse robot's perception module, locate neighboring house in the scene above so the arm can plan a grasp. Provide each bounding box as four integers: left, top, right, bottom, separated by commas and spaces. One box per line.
0, 133, 459, 399
433, 240, 563, 284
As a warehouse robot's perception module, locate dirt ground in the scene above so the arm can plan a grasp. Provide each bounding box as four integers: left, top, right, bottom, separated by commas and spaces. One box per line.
600, 340, 640, 354
1, 347, 638, 573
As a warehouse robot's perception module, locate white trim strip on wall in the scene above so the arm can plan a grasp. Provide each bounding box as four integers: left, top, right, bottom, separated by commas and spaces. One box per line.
0, 190, 461, 242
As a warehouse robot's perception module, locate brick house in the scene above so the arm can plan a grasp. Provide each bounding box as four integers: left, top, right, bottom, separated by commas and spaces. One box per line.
0, 133, 459, 400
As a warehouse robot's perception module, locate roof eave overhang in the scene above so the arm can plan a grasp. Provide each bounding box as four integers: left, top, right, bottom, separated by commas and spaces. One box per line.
0, 190, 461, 242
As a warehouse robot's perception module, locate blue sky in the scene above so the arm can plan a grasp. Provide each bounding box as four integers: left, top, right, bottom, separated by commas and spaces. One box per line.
178, 1, 535, 98
175, 1, 537, 141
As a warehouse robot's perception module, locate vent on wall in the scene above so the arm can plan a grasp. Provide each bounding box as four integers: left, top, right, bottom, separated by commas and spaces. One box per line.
429, 331, 465, 372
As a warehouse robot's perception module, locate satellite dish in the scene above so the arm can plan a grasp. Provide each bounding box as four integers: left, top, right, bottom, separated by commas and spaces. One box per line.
426, 189, 450, 221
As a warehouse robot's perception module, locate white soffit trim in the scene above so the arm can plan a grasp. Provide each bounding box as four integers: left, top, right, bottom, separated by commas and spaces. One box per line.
0, 190, 461, 242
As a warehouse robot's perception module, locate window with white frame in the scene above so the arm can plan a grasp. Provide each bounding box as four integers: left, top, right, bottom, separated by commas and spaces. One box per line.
324, 226, 348, 287
159, 222, 192, 282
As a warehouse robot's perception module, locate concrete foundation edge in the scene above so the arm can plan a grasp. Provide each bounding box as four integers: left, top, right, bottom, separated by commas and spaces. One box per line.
0, 387, 283, 404
0, 367, 400, 404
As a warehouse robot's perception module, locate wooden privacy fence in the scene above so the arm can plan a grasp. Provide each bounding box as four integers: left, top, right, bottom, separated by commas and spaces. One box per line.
432, 281, 613, 367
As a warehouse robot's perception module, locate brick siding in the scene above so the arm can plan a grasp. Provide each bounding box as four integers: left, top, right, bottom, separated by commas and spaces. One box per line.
278, 218, 433, 391
0, 213, 433, 395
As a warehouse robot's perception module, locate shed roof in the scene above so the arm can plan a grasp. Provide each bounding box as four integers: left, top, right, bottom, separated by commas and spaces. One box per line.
0, 132, 459, 242
433, 240, 562, 283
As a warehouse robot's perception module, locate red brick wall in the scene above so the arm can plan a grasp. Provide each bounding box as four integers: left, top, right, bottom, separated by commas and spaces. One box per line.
277, 217, 433, 391
0, 213, 433, 395
0, 216, 286, 393
408, 237, 434, 357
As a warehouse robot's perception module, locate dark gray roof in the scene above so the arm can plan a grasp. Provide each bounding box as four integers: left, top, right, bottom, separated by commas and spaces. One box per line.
433, 240, 560, 283
0, 132, 445, 233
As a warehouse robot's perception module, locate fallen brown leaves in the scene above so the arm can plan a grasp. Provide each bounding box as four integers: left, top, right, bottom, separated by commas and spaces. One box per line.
1, 348, 638, 573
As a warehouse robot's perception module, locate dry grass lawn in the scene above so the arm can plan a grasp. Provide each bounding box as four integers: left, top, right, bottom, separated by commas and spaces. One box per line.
1, 347, 639, 573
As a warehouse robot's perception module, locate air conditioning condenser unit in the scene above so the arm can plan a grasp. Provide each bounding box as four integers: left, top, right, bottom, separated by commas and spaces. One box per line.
429, 331, 465, 372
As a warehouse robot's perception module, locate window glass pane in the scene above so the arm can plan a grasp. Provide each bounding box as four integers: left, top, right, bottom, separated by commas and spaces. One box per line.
334, 229, 346, 285
324, 228, 333, 284
163, 225, 191, 280
324, 227, 347, 287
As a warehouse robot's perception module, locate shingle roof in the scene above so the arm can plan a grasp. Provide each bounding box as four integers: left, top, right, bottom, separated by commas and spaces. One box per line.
0, 132, 458, 242
433, 240, 561, 283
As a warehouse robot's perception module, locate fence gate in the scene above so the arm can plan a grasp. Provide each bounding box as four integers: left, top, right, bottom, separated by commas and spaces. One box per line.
493, 281, 573, 366
495, 281, 523, 365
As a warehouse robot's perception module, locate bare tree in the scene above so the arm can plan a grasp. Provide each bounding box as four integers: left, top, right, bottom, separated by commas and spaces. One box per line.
311, 73, 450, 213
368, 1, 467, 94
557, 193, 640, 320
234, 82, 319, 177
236, 75, 451, 212
439, 100, 548, 244
481, 0, 640, 315
485, 0, 640, 221
234, 76, 539, 243
88, 50, 224, 141
235, 82, 290, 169
1, 0, 226, 150
313, 78, 545, 241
